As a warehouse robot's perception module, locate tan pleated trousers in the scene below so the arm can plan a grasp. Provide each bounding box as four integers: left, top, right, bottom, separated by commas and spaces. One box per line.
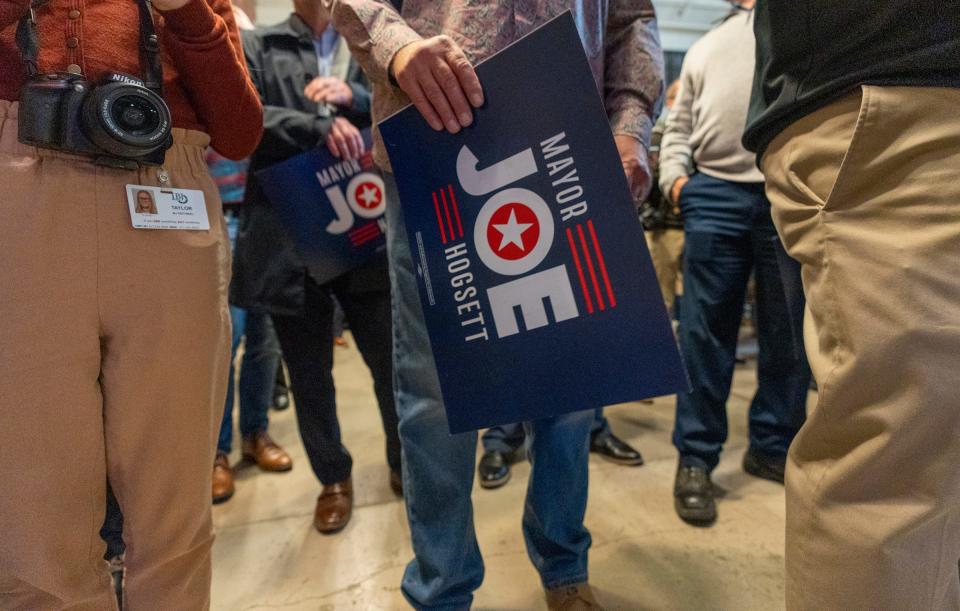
645, 227, 684, 312
0, 100, 231, 610
763, 86, 960, 610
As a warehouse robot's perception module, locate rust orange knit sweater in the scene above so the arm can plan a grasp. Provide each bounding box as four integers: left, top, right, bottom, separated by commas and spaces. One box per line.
0, 0, 262, 159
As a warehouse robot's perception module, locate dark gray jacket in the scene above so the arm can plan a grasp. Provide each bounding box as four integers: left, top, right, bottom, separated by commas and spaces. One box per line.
231, 15, 386, 316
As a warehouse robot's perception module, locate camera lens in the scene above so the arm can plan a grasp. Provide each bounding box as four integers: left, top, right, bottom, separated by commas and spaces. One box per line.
82, 80, 172, 159
111, 95, 161, 136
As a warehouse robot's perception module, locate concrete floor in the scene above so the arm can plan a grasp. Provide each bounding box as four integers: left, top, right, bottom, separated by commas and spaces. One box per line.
212, 334, 814, 610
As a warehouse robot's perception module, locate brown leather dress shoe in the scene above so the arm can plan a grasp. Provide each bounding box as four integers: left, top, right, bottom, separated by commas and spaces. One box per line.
241, 431, 293, 472
314, 479, 353, 533
212, 453, 235, 504
545, 583, 604, 611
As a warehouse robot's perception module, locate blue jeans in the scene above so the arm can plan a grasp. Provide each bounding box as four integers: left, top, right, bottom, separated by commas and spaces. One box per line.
483, 409, 611, 455
672, 176, 810, 470
218, 210, 282, 454
385, 175, 593, 610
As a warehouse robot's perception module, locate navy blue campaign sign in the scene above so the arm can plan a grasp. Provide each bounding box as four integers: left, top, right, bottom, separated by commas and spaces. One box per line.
379, 13, 688, 433
256, 129, 387, 285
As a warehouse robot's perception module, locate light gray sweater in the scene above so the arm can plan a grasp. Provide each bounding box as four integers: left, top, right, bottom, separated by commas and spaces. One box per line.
659, 10, 763, 200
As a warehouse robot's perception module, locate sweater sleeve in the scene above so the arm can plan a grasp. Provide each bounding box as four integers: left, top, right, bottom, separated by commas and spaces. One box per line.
159, 0, 263, 160
320, 0, 422, 85
658, 58, 698, 201
0, 0, 29, 31
604, 0, 664, 149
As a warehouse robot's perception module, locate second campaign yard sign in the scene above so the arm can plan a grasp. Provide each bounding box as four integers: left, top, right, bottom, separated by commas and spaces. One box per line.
256, 130, 387, 285
379, 13, 688, 433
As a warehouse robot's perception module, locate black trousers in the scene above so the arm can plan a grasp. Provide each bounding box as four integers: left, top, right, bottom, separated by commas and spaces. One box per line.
272, 274, 400, 485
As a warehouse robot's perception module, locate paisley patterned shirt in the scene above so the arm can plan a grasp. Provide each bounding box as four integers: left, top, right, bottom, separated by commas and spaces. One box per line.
321, 0, 664, 170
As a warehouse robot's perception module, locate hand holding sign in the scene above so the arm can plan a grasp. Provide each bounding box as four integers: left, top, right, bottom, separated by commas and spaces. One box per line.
390, 36, 485, 134
326, 117, 365, 160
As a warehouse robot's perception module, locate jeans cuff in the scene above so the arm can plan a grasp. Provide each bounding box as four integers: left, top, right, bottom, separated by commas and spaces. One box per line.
401, 587, 472, 611
542, 572, 589, 591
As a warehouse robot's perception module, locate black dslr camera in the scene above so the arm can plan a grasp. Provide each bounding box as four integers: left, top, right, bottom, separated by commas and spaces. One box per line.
18, 72, 172, 167
15, 0, 172, 168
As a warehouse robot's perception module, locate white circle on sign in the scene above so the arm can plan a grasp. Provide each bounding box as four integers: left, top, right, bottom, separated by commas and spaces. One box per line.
474, 187, 555, 276
346, 173, 387, 219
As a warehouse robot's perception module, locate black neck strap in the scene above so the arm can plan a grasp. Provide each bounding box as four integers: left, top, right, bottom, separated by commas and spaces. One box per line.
136, 0, 163, 93
14, 0, 45, 76
17, 0, 164, 95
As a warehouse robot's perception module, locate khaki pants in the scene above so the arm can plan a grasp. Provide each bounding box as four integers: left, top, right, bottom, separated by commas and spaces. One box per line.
763, 86, 960, 609
644, 228, 684, 312
0, 101, 231, 610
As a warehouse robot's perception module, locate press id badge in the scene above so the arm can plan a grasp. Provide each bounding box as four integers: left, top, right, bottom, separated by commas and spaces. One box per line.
126, 185, 209, 230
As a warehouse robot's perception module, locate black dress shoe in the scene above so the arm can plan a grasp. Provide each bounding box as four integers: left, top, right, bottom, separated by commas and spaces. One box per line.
590, 433, 644, 466
478, 450, 511, 489
674, 465, 717, 526
743, 449, 786, 484
389, 470, 403, 497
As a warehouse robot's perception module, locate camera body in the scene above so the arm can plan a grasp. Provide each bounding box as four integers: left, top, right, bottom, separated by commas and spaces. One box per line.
18, 72, 173, 168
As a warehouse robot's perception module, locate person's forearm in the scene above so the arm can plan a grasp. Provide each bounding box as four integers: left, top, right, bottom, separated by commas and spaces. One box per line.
320, 0, 421, 84
0, 0, 30, 31
604, 0, 664, 150
658, 112, 694, 199
657, 72, 696, 199
161, 0, 262, 159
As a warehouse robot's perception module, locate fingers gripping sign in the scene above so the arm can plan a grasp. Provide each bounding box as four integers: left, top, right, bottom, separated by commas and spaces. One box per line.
326, 117, 365, 160
390, 35, 485, 134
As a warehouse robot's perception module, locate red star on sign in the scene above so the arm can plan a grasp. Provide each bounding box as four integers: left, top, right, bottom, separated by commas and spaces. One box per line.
355, 182, 383, 209
486, 202, 540, 261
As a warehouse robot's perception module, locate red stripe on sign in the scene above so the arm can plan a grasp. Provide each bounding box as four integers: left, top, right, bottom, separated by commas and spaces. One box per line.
351, 229, 381, 246
566, 227, 594, 314
432, 192, 447, 244
577, 224, 605, 311
587, 220, 616, 308
350, 222, 380, 238
440, 188, 455, 240
448, 184, 464, 238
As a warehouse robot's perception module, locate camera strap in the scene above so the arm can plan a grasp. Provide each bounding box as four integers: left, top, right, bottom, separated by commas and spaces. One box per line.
137, 0, 164, 95
15, 0, 164, 95
14, 0, 47, 76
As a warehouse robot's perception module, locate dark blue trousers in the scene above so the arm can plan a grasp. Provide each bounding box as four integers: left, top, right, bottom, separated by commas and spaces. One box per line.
482, 409, 611, 455
673, 174, 810, 471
